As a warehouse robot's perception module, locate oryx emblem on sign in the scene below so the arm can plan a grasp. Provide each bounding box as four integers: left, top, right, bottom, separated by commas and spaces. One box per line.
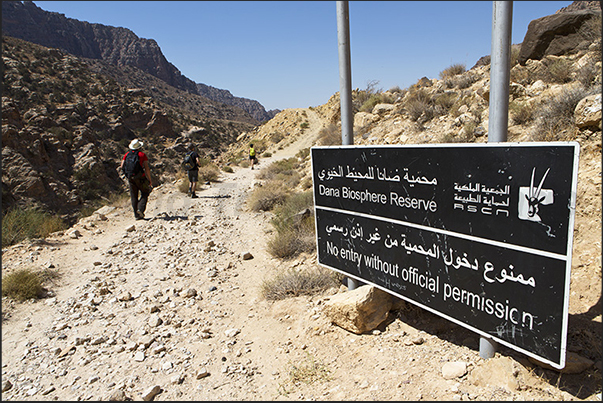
518, 167, 553, 222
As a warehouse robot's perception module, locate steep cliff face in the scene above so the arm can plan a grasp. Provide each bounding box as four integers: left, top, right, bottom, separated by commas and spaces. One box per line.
2, 1, 276, 120
1, 1, 195, 94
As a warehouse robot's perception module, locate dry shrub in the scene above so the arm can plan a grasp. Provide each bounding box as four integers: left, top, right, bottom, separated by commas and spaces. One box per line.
267, 190, 315, 258
511, 64, 532, 86
2, 207, 66, 247
546, 58, 573, 84
247, 184, 289, 212
359, 92, 396, 113
388, 85, 405, 95
576, 58, 601, 89
454, 73, 477, 89
270, 132, 284, 144
434, 92, 457, 113
509, 101, 536, 126
287, 352, 332, 384
405, 88, 434, 122
257, 157, 301, 188
260, 267, 339, 300
296, 147, 310, 160
579, 14, 602, 52
248, 157, 304, 212
317, 123, 341, 146
2, 268, 59, 301
277, 352, 332, 395
354, 79, 382, 107
532, 86, 595, 141
439, 63, 466, 80
198, 164, 220, 183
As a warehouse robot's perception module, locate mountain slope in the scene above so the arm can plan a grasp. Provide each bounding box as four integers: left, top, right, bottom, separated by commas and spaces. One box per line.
1, 1, 276, 121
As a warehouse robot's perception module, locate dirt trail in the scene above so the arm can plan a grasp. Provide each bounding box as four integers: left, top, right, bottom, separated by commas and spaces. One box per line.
1, 110, 601, 401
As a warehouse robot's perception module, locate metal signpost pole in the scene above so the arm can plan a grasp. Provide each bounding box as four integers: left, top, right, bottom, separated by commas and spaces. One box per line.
336, 0, 357, 290
481, 0, 513, 359
336, 1, 353, 147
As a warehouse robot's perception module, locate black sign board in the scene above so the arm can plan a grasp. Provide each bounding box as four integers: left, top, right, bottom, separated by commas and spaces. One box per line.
311, 143, 579, 369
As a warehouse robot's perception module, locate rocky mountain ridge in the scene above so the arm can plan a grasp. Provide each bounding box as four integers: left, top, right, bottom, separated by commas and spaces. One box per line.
1, 1, 276, 122
196, 83, 280, 123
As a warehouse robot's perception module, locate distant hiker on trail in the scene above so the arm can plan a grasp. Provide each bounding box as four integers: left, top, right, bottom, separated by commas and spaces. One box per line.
120, 139, 153, 220
184, 143, 200, 198
249, 143, 257, 170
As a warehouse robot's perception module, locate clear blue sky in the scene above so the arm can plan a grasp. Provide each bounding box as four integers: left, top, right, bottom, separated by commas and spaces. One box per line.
34, 1, 572, 111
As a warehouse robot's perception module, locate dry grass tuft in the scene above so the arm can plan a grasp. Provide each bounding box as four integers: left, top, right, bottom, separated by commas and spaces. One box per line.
2, 268, 60, 302
260, 267, 339, 300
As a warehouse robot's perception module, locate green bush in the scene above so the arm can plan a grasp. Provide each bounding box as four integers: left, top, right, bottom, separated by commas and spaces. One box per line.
2, 207, 66, 247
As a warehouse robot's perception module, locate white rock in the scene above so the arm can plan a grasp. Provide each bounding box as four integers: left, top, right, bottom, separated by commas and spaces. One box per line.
196, 367, 210, 379
225, 328, 240, 338
141, 385, 161, 401
149, 314, 163, 327
442, 361, 467, 379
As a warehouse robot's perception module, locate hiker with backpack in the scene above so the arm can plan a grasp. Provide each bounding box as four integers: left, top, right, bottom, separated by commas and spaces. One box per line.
249, 143, 257, 170
183, 143, 200, 198
120, 139, 153, 220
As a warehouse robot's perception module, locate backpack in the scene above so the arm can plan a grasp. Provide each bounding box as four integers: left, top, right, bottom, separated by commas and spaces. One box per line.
182, 152, 196, 171
123, 150, 143, 179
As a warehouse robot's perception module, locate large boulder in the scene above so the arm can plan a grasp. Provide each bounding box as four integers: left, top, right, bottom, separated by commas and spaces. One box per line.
574, 93, 602, 129
322, 285, 392, 334
518, 11, 601, 65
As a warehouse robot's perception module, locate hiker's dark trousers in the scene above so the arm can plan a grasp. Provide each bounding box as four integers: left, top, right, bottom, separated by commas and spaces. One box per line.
128, 175, 151, 215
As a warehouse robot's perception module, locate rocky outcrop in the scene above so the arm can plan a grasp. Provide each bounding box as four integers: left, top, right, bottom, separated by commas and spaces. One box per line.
574, 93, 602, 129
518, 10, 601, 65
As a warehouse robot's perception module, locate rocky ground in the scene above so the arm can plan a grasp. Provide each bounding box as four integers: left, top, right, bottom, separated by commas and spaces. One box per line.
2, 117, 602, 401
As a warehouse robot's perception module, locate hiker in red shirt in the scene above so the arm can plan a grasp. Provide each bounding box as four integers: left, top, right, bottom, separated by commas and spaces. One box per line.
120, 139, 154, 220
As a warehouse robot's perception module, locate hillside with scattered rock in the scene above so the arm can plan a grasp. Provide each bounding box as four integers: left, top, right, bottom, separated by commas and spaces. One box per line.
1, 35, 256, 223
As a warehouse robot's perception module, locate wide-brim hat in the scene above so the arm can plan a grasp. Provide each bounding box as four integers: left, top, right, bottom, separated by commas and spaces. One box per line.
129, 139, 143, 150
